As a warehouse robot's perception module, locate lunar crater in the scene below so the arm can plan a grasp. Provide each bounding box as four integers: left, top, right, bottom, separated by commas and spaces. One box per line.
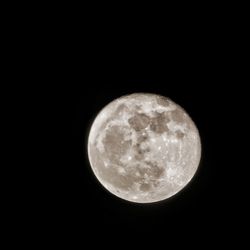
128, 113, 150, 131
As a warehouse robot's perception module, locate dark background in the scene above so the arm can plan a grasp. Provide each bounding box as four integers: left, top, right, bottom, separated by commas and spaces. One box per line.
46, 50, 244, 246
4, 3, 248, 247
13, 11, 246, 246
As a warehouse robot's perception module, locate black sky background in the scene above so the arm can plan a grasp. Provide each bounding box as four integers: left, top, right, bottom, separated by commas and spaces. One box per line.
45, 47, 244, 246
15, 12, 247, 246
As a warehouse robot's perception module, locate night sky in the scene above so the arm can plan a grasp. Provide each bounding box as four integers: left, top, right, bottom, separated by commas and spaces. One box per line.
8, 5, 247, 248
27, 23, 245, 247
51, 59, 241, 245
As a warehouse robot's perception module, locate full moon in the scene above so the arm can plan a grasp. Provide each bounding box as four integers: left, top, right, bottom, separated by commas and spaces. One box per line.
87, 93, 201, 203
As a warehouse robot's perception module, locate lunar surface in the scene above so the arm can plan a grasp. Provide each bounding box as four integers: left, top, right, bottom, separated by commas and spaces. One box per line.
87, 93, 201, 203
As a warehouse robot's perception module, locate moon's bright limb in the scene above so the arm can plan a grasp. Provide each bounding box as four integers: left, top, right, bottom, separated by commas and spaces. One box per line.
87, 93, 201, 203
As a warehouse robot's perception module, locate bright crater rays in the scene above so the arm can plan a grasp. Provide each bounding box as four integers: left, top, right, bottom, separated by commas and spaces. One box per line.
87, 93, 201, 203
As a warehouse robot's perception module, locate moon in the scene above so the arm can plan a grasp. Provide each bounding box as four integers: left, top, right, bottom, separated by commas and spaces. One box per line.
87, 93, 201, 203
